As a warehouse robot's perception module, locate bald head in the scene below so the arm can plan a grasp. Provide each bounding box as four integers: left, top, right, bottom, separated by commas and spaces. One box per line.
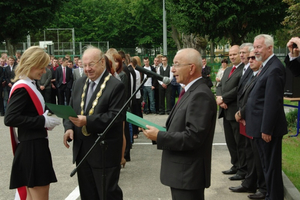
229, 45, 241, 65
176, 48, 202, 71
172, 48, 202, 85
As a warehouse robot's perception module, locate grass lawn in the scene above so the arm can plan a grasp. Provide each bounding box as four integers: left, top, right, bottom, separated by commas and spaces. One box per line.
282, 109, 300, 192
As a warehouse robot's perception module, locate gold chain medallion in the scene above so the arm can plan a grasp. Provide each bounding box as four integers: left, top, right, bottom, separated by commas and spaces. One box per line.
81, 74, 111, 136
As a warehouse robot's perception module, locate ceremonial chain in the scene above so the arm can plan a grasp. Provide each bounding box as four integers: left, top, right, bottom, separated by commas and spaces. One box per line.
81, 74, 111, 136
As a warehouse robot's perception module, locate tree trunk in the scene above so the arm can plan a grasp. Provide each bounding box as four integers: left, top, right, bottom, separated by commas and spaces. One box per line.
5, 38, 15, 56
181, 33, 207, 55
171, 25, 181, 50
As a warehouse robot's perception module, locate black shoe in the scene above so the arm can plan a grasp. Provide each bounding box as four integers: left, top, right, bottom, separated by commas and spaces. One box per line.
159, 112, 165, 115
247, 191, 266, 199
222, 168, 237, 175
152, 140, 157, 145
144, 111, 149, 115
229, 185, 256, 193
229, 174, 245, 180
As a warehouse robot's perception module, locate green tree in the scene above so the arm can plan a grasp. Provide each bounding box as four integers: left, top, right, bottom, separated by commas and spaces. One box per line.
167, 0, 288, 45
282, 0, 300, 36
0, 0, 67, 55
43, 0, 165, 51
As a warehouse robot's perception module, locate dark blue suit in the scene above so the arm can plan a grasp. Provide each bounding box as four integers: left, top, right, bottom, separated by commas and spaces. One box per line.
246, 55, 287, 200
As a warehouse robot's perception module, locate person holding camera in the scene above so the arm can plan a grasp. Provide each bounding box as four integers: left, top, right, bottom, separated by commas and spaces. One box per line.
285, 37, 300, 76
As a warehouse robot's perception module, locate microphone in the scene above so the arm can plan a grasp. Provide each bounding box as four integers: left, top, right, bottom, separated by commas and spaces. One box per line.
135, 66, 171, 84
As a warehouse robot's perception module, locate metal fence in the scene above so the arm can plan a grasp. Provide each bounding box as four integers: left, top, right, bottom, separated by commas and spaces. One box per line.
0, 41, 289, 66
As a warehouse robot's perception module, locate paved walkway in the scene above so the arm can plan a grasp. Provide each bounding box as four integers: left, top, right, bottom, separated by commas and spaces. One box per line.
0, 114, 299, 199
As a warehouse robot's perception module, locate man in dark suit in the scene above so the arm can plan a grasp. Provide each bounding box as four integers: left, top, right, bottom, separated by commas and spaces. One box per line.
229, 43, 254, 189
246, 34, 287, 200
216, 45, 246, 180
157, 56, 172, 115
55, 57, 73, 105
5, 56, 17, 93
63, 46, 125, 200
0, 58, 5, 115
285, 37, 300, 77
201, 58, 213, 88
4, 56, 17, 113
143, 48, 217, 200
230, 50, 267, 199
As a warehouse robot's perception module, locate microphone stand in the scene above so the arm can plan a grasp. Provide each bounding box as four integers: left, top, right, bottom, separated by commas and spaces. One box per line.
70, 76, 149, 200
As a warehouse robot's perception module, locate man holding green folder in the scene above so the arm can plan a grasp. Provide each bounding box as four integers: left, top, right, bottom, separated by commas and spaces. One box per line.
143, 48, 217, 200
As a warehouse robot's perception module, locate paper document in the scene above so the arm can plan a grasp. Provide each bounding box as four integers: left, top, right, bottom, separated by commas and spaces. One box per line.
126, 112, 166, 131
45, 103, 78, 119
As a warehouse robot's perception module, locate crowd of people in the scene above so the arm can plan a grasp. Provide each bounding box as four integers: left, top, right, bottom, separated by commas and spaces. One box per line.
2, 34, 299, 200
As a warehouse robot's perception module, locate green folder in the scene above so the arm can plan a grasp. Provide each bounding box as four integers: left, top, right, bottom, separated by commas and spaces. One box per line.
45, 103, 78, 119
126, 112, 166, 131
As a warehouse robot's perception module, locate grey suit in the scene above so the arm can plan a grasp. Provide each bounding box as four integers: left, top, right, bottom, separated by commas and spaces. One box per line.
73, 67, 86, 81
157, 78, 217, 198
37, 68, 52, 104
216, 63, 246, 176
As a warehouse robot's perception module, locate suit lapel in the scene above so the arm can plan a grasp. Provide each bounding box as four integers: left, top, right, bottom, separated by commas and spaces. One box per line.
166, 78, 204, 129
257, 55, 277, 78
85, 71, 109, 113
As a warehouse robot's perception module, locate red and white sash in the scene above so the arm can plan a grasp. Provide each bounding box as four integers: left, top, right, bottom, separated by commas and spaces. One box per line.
9, 78, 45, 200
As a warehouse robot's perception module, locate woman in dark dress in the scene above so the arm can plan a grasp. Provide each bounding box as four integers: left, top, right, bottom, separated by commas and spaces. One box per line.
4, 46, 61, 200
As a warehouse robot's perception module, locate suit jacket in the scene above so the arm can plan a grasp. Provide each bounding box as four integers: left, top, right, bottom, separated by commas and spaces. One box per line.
37, 68, 52, 90
246, 55, 287, 138
5, 87, 47, 141
284, 55, 300, 77
5, 64, 17, 86
202, 65, 213, 88
216, 63, 244, 120
0, 67, 5, 89
157, 78, 217, 190
237, 66, 252, 108
73, 67, 86, 81
63, 70, 125, 167
238, 73, 258, 119
55, 66, 73, 89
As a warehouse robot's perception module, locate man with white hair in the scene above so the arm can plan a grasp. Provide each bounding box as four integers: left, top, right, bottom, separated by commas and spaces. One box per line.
246, 34, 287, 200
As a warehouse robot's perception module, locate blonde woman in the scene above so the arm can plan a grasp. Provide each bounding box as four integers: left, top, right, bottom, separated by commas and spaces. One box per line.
215, 58, 228, 87
5, 46, 60, 200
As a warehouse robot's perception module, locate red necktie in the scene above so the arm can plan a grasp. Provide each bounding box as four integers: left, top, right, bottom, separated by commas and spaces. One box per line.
228, 66, 236, 78
63, 67, 66, 84
176, 89, 185, 105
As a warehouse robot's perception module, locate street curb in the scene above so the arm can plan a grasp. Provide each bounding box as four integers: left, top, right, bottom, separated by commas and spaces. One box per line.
283, 171, 300, 200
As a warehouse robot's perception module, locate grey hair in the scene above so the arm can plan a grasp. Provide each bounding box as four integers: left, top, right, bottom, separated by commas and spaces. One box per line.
240, 43, 253, 52
254, 34, 274, 47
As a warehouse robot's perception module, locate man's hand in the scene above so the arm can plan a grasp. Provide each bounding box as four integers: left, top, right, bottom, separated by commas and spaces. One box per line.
63, 129, 74, 148
151, 86, 155, 90
220, 102, 227, 109
69, 115, 87, 127
287, 37, 300, 57
162, 83, 167, 89
216, 96, 223, 105
40, 85, 45, 90
142, 125, 159, 141
235, 111, 242, 122
262, 133, 272, 143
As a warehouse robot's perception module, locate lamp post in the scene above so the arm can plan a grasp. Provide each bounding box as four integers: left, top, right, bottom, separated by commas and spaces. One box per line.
163, 0, 167, 55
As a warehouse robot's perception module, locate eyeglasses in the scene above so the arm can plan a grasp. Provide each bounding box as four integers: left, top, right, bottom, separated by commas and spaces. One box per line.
247, 56, 256, 60
83, 58, 102, 68
172, 63, 192, 68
